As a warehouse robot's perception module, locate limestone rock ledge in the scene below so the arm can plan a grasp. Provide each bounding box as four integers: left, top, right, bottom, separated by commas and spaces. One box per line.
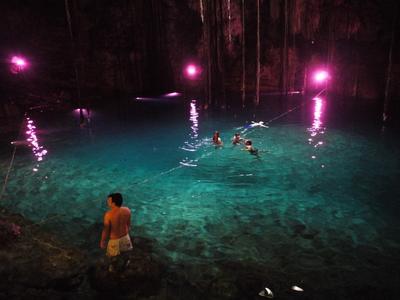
0, 211, 167, 299
0, 211, 90, 299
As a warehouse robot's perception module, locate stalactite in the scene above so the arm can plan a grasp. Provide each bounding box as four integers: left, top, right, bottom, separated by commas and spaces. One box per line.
115, 4, 126, 94
65, 0, 73, 38
209, 1, 219, 108
352, 51, 359, 98
205, 1, 212, 107
383, 2, 398, 122
241, 0, 246, 108
303, 0, 319, 40
199, 0, 204, 24
327, 3, 336, 65
64, 0, 82, 108
255, 0, 260, 106
290, 1, 297, 92
128, 0, 143, 92
217, 0, 226, 107
227, 0, 232, 44
154, 0, 167, 90
282, 0, 288, 96
270, 0, 280, 22
292, 0, 302, 34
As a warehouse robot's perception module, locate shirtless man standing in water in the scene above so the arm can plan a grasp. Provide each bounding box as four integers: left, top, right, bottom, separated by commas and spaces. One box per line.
100, 193, 133, 256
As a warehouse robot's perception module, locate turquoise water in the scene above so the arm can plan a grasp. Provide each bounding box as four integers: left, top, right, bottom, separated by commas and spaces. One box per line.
1, 98, 400, 296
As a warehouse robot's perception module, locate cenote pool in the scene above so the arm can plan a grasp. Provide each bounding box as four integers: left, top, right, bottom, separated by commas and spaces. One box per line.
1, 97, 399, 298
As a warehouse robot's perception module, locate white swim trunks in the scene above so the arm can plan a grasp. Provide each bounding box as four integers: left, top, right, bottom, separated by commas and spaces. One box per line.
106, 234, 133, 257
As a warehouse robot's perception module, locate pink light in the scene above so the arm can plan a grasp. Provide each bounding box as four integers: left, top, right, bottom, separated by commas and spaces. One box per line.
314, 70, 329, 83
12, 57, 26, 66
184, 64, 201, 79
164, 92, 181, 97
187, 65, 196, 75
10, 56, 28, 73
73, 108, 87, 115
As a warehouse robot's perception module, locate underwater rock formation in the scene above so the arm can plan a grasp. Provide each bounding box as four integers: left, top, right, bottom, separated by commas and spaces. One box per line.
0, 211, 168, 299
89, 237, 166, 298
0, 210, 89, 299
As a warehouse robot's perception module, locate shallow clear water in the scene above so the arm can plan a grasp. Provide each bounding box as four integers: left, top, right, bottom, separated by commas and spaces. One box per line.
1, 97, 400, 294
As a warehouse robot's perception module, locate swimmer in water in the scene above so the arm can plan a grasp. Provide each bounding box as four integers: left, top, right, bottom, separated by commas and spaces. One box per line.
232, 133, 243, 145
212, 131, 223, 147
243, 139, 259, 156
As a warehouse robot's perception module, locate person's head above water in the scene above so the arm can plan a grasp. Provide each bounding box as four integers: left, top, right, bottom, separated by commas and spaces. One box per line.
234, 133, 240, 137
213, 131, 222, 144
108, 193, 123, 207
245, 140, 252, 146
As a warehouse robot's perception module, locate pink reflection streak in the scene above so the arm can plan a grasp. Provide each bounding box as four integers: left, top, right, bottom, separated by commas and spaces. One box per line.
25, 117, 48, 169
189, 100, 199, 138
313, 97, 322, 130
308, 97, 325, 144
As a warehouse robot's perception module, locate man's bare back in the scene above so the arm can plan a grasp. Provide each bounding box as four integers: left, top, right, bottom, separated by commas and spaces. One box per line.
105, 206, 131, 239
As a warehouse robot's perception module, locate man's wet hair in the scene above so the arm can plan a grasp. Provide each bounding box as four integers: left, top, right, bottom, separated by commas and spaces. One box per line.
108, 193, 123, 207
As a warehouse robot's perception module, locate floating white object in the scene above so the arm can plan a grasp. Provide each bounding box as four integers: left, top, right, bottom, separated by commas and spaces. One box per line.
291, 285, 304, 292
179, 161, 197, 167
258, 287, 274, 298
251, 121, 269, 128
11, 140, 29, 146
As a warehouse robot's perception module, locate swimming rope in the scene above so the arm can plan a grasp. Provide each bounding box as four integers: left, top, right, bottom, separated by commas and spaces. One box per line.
0, 147, 17, 201
0, 115, 26, 201
132, 150, 214, 186
240, 88, 326, 138
266, 88, 325, 126
132, 93, 319, 186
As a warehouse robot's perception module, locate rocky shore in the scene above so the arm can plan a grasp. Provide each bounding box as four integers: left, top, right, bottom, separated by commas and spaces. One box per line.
0, 210, 299, 300
1, 209, 398, 300
0, 210, 170, 299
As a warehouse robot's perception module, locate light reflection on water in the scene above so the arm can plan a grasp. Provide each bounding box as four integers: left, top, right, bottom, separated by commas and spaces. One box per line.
189, 100, 199, 139
308, 97, 325, 165
26, 117, 48, 171
180, 100, 202, 166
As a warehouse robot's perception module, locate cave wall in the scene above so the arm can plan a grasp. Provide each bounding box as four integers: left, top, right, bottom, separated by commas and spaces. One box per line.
0, 0, 399, 106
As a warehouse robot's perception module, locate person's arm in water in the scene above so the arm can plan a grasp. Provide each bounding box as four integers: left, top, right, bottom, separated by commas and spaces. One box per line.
100, 212, 111, 249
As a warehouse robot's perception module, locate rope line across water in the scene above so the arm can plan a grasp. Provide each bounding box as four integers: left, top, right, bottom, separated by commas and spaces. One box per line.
0, 116, 26, 201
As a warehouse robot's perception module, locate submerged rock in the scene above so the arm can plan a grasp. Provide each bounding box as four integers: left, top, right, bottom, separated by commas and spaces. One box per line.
0, 211, 89, 298
301, 228, 320, 240
0, 210, 173, 299
0, 218, 21, 243
89, 240, 166, 298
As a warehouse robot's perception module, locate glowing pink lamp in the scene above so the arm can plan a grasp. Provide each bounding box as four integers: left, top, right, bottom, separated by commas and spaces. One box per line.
184, 64, 200, 79
313, 70, 329, 83
10, 55, 28, 73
